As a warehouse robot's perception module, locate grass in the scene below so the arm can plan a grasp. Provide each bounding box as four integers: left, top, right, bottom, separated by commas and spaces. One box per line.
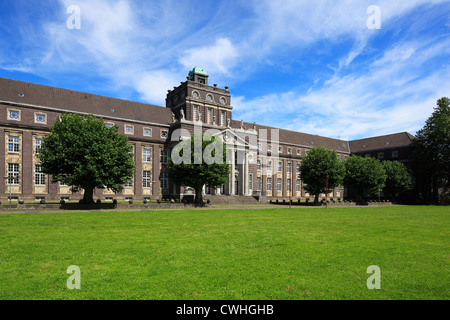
0, 206, 448, 300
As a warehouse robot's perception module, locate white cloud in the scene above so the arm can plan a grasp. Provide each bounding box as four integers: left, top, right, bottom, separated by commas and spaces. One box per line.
179, 38, 240, 76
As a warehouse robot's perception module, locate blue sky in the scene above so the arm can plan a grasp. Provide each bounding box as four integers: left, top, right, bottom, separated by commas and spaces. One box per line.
1, 0, 449, 140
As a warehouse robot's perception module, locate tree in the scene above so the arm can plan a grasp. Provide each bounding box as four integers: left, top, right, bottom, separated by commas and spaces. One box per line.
382, 161, 414, 202
299, 146, 345, 204
344, 155, 387, 202
412, 97, 450, 203
38, 113, 135, 203
167, 133, 230, 205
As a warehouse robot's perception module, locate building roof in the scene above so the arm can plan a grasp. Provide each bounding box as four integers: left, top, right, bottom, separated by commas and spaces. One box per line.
188, 67, 208, 77
0, 77, 173, 126
349, 132, 415, 153
230, 120, 351, 153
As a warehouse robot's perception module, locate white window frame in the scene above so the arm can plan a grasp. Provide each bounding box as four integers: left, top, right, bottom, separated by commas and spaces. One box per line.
7, 163, 19, 185
34, 165, 46, 186
143, 148, 152, 162
143, 171, 152, 188
34, 112, 47, 124
8, 136, 20, 153
7, 109, 20, 121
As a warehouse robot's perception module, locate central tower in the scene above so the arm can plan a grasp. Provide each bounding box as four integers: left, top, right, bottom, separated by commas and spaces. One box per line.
166, 67, 233, 127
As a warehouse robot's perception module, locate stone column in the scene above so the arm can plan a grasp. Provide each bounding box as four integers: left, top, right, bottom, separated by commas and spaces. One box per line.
230, 148, 235, 195
244, 152, 249, 195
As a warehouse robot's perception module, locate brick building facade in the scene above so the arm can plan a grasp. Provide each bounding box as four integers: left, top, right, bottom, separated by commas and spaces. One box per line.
0, 68, 414, 203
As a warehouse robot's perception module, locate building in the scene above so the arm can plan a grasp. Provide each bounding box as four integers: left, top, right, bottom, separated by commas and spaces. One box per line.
0, 68, 414, 203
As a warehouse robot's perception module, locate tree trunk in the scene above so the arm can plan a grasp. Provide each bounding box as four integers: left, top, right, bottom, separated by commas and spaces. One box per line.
194, 183, 204, 206
314, 193, 319, 204
82, 186, 95, 204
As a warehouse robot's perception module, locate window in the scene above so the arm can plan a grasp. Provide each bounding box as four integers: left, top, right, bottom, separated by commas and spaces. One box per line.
378, 152, 384, 159
220, 97, 226, 105
256, 177, 261, 191
34, 113, 47, 124
206, 94, 213, 102
207, 108, 213, 124
124, 177, 133, 188
143, 128, 152, 137
161, 150, 168, 164
267, 160, 272, 172
296, 180, 301, 192
287, 179, 291, 192
296, 163, 301, 174
8, 136, 20, 153
257, 160, 261, 171
257, 143, 261, 150
288, 148, 292, 154
125, 125, 133, 135
160, 130, 168, 138
7, 163, 19, 185
277, 178, 282, 191
34, 165, 46, 186
249, 174, 253, 190
143, 171, 152, 188
278, 146, 283, 153
220, 110, 226, 126
35, 138, 43, 154
143, 148, 152, 162
193, 105, 199, 121
105, 122, 114, 128
268, 145, 272, 151
267, 178, 272, 192
297, 149, 302, 156
392, 151, 398, 158
277, 161, 282, 172
7, 109, 20, 121
192, 91, 199, 98
287, 162, 291, 173
160, 171, 168, 189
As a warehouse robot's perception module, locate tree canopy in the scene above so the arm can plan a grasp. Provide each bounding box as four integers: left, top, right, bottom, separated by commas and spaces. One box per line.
38, 113, 135, 203
412, 97, 450, 203
299, 146, 345, 203
382, 161, 414, 201
168, 133, 230, 204
344, 155, 387, 202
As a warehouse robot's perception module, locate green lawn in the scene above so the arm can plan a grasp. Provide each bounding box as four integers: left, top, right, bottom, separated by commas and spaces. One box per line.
0, 206, 448, 300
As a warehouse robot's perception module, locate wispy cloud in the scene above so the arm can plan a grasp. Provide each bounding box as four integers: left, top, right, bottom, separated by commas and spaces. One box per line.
0, 0, 448, 140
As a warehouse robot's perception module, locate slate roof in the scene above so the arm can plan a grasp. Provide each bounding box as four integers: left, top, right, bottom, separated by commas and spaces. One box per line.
349, 132, 415, 153
0, 77, 173, 126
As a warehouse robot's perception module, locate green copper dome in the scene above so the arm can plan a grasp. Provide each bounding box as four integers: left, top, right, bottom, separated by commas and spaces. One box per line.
188, 67, 208, 78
